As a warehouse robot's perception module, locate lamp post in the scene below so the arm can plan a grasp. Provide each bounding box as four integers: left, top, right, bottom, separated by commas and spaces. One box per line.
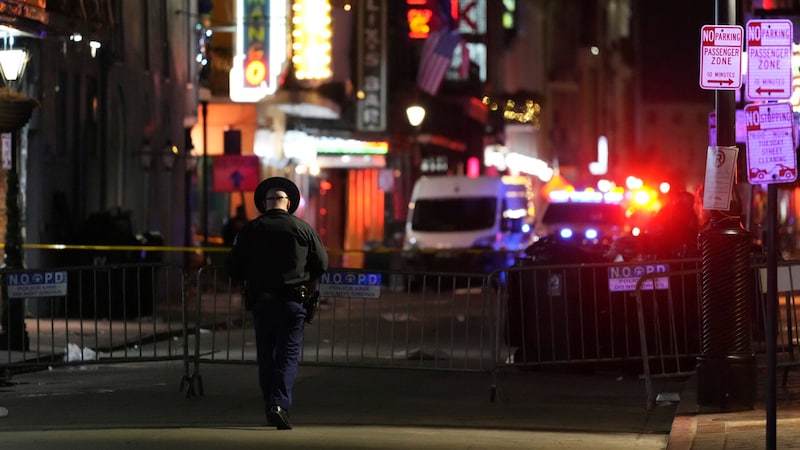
0, 42, 36, 351
199, 87, 210, 250
406, 104, 426, 168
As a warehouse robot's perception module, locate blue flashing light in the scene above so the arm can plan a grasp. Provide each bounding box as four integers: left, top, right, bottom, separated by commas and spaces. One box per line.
549, 189, 622, 204
559, 228, 574, 239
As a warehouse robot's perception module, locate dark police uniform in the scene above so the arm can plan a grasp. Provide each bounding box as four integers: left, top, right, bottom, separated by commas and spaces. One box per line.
226, 178, 328, 429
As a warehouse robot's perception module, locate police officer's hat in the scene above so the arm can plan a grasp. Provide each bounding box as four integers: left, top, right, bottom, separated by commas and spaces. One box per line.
254, 177, 301, 214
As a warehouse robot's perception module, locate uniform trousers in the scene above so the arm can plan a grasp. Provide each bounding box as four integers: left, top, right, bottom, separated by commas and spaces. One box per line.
251, 294, 307, 412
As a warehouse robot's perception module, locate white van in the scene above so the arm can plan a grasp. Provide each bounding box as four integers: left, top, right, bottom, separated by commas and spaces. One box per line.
403, 175, 536, 273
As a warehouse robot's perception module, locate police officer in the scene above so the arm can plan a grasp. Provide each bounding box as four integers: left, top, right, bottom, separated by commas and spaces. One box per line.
226, 177, 328, 430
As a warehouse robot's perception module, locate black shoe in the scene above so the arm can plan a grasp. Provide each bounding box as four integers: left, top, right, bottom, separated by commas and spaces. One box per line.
267, 406, 292, 430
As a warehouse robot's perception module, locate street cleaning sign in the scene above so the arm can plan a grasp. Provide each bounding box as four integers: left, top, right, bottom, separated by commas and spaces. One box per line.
745, 101, 797, 185
6, 271, 68, 298
608, 264, 670, 292
319, 271, 382, 299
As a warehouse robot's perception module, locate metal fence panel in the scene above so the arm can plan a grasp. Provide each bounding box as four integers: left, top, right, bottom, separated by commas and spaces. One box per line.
493, 259, 703, 369
182, 266, 500, 396
0, 263, 187, 373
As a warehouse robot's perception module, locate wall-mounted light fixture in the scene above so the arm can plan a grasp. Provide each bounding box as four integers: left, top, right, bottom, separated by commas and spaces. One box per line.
139, 140, 179, 171
163, 140, 178, 170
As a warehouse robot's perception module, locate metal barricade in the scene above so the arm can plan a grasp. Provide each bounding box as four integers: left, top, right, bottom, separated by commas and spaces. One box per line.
752, 261, 800, 376
633, 267, 702, 409
181, 265, 500, 398
491, 259, 704, 406
496, 260, 701, 367
0, 263, 187, 374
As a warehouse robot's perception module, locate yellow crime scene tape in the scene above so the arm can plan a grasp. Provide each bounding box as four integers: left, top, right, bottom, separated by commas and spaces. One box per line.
5, 243, 506, 256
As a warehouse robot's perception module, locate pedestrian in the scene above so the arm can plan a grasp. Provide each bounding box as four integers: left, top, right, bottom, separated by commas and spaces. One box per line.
644, 190, 700, 258
222, 204, 248, 246
225, 177, 329, 430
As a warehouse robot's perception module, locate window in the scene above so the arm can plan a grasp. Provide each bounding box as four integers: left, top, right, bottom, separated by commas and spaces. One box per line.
412, 197, 496, 231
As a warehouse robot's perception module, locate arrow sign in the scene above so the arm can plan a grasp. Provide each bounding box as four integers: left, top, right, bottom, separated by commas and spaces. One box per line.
706, 78, 736, 85
746, 19, 792, 101
700, 25, 743, 90
230, 170, 245, 189
213, 155, 260, 192
756, 87, 786, 94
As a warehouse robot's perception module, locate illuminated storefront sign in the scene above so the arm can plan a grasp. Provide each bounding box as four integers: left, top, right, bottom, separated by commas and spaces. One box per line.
406, 1, 487, 82
292, 0, 333, 81
356, 0, 386, 132
406, 0, 460, 39
230, 0, 286, 102
407, 0, 432, 39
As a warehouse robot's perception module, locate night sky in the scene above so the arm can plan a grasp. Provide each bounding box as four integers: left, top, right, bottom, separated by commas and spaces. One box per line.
639, 1, 716, 103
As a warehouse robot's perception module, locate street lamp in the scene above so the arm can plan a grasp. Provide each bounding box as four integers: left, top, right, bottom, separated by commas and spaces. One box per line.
406, 104, 426, 167
0, 45, 33, 269
406, 104, 426, 128
0, 49, 28, 82
0, 42, 36, 352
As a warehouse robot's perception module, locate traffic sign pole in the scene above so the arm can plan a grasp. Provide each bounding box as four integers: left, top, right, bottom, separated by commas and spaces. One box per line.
744, 17, 792, 450
696, 0, 757, 425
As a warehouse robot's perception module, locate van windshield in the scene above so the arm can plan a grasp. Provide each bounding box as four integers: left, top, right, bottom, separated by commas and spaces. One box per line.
411, 197, 497, 231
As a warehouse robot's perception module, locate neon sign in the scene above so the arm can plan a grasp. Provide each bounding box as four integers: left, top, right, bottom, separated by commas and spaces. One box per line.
406, 0, 458, 40
230, 0, 287, 102
292, 0, 333, 81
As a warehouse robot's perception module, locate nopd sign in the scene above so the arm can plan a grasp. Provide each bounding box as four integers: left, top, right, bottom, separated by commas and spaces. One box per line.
608, 264, 669, 292
6, 271, 68, 298
319, 271, 382, 299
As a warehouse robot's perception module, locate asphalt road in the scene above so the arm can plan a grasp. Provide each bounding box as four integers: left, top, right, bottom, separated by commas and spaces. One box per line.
0, 361, 683, 450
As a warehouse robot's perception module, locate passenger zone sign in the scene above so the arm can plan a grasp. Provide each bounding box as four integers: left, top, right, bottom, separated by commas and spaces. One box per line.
745, 102, 797, 185
746, 19, 792, 100
319, 271, 382, 299
700, 25, 743, 90
607, 264, 669, 293
6, 271, 68, 299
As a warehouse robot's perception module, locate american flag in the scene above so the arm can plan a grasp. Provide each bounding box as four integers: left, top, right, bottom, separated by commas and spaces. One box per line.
416, 0, 461, 95
416, 28, 461, 95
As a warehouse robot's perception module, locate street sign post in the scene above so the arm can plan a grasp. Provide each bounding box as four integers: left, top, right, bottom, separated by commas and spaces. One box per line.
746, 19, 793, 101
745, 101, 797, 185
707, 110, 748, 146
700, 25, 744, 90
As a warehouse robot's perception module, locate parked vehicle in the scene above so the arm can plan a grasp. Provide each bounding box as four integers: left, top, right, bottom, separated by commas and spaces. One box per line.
403, 175, 536, 273
534, 191, 631, 250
